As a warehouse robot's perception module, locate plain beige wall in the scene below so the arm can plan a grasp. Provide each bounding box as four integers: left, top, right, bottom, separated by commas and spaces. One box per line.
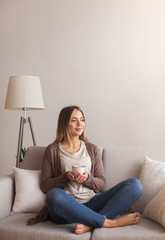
0, 0, 165, 176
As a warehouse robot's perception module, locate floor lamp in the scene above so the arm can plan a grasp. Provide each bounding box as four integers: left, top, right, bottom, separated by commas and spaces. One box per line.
5, 76, 45, 167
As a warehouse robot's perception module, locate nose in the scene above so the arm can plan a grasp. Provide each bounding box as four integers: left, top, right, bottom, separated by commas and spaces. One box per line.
77, 120, 81, 126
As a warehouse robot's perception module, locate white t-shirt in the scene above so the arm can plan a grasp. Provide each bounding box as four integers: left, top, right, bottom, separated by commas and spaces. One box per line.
59, 141, 96, 203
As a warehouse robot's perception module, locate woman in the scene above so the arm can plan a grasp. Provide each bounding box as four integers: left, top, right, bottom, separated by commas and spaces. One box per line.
39, 106, 142, 235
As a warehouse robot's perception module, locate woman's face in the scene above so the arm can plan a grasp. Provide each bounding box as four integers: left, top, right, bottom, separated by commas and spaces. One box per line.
68, 109, 85, 138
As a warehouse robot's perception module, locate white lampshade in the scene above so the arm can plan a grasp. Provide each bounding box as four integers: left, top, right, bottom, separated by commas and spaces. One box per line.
5, 76, 45, 110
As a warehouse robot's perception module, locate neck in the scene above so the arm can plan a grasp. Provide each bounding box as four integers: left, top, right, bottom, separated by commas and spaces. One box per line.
61, 137, 81, 152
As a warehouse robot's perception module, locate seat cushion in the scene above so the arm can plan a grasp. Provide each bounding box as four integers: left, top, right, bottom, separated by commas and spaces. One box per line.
91, 217, 165, 240
0, 213, 91, 240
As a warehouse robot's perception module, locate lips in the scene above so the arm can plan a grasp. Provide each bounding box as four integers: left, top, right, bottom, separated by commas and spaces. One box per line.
75, 128, 83, 131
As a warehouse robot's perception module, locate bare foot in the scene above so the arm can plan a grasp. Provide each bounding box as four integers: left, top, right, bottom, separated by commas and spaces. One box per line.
74, 213, 140, 235
74, 224, 93, 235
104, 212, 140, 228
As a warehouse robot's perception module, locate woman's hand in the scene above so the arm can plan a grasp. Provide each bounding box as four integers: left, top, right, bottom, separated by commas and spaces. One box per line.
66, 171, 88, 184
66, 171, 75, 181
74, 171, 88, 184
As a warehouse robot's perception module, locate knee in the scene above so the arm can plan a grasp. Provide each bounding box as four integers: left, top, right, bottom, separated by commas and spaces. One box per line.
46, 188, 64, 207
129, 178, 143, 197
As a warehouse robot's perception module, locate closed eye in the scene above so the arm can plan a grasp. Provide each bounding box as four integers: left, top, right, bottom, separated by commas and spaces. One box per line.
70, 118, 85, 122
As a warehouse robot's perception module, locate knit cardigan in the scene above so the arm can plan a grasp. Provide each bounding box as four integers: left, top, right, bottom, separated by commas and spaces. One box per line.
28, 142, 105, 225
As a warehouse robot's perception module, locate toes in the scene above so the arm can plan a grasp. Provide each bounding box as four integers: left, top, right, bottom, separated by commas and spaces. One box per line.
75, 230, 81, 235
135, 212, 140, 217
75, 225, 82, 235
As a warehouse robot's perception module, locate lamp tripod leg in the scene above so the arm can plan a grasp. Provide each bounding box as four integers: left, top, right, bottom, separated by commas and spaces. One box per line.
16, 117, 36, 167
16, 117, 25, 167
28, 117, 36, 146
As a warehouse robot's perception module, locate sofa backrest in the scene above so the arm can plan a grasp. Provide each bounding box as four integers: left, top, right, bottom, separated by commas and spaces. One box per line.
19, 145, 165, 191
103, 146, 165, 190
19, 146, 103, 170
19, 146, 46, 170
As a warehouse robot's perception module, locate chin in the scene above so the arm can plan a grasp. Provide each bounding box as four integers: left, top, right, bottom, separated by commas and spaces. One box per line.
74, 132, 83, 137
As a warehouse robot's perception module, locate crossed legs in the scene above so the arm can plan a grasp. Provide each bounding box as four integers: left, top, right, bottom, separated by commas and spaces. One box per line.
46, 178, 142, 234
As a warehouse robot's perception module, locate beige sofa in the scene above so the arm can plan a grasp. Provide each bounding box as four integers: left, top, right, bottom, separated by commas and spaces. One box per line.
0, 145, 165, 240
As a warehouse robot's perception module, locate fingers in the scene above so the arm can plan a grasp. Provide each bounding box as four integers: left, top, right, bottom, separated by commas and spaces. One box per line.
67, 170, 88, 184
66, 171, 75, 181
73, 171, 88, 184
74, 173, 85, 183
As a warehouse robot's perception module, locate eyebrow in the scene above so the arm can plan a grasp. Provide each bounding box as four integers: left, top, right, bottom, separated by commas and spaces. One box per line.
71, 117, 84, 119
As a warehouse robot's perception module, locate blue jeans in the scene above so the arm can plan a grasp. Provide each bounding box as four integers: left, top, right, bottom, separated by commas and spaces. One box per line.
46, 178, 142, 228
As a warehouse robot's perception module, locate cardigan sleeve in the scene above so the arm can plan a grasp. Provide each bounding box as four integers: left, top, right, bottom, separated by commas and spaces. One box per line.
83, 143, 105, 193
40, 145, 69, 194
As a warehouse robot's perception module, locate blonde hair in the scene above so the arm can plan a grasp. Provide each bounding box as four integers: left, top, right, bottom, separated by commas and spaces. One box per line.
54, 106, 88, 144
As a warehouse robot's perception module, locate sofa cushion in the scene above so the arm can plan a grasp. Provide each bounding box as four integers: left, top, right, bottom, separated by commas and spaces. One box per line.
91, 217, 165, 240
12, 167, 45, 213
132, 156, 165, 214
0, 213, 91, 240
143, 187, 165, 228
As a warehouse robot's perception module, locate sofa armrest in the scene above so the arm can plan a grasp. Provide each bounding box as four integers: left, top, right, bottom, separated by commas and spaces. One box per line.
0, 174, 15, 220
